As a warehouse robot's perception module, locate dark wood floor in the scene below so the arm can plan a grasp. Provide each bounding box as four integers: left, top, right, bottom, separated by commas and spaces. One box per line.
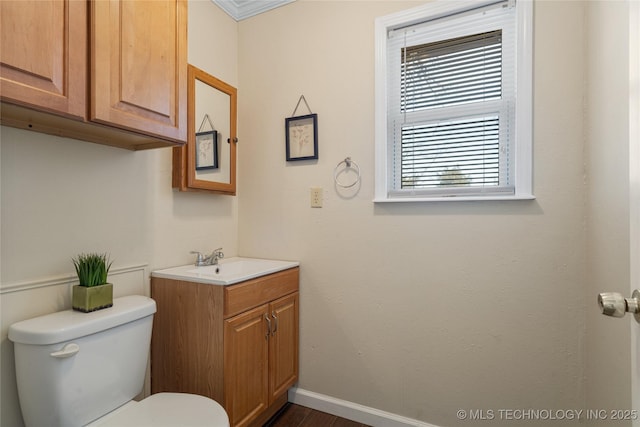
265, 404, 370, 427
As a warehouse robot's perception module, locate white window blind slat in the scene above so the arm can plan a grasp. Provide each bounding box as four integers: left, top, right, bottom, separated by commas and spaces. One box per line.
401, 116, 502, 188
386, 0, 516, 196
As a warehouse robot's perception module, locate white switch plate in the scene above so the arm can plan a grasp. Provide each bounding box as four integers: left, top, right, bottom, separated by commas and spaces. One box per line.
310, 187, 323, 208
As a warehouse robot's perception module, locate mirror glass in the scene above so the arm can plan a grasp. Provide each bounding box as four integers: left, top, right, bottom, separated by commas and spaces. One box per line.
173, 64, 237, 194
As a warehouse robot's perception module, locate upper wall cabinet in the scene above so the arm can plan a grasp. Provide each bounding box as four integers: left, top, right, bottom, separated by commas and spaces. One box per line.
91, 0, 187, 143
0, 0, 87, 120
0, 0, 187, 150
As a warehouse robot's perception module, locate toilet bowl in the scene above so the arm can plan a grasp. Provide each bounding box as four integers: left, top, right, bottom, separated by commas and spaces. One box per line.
88, 393, 229, 427
8, 295, 229, 427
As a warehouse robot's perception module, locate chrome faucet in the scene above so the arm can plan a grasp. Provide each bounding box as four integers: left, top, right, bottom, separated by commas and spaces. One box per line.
190, 248, 224, 266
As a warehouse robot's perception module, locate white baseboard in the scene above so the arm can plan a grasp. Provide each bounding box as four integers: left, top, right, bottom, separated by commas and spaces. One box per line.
288, 388, 441, 427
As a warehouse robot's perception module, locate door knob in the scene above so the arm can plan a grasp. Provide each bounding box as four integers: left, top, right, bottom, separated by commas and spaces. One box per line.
598, 290, 640, 323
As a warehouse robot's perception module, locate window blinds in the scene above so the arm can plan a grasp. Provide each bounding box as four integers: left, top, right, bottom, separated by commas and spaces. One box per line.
387, 0, 516, 197
401, 31, 503, 113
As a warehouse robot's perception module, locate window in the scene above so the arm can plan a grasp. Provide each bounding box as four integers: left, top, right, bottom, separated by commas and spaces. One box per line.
375, 0, 533, 202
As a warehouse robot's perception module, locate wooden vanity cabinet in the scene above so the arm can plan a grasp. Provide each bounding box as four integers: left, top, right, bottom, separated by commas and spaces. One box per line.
224, 292, 299, 427
151, 268, 299, 427
0, 0, 187, 150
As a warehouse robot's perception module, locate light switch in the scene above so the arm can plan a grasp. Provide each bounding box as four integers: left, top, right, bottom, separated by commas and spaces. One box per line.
310, 187, 323, 208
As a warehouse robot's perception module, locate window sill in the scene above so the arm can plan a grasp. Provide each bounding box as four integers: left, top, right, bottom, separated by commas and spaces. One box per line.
373, 194, 536, 203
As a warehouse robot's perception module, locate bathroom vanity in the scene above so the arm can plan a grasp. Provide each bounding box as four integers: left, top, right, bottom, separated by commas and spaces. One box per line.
150, 258, 299, 427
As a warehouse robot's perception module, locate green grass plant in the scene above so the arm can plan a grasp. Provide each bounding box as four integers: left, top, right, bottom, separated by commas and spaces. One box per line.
72, 253, 112, 287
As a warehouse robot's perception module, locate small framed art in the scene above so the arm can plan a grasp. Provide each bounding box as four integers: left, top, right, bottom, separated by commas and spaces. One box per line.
195, 130, 218, 170
285, 113, 318, 161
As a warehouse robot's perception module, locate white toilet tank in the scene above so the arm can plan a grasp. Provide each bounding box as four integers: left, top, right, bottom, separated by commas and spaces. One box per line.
8, 295, 157, 427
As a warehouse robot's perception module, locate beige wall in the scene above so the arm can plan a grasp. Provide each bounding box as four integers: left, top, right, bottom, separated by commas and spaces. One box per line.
238, 1, 587, 426
0, 2, 238, 426
1, 1, 635, 426
585, 1, 632, 424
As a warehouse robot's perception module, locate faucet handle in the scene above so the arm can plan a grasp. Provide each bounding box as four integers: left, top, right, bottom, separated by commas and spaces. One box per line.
190, 251, 204, 264
213, 248, 224, 259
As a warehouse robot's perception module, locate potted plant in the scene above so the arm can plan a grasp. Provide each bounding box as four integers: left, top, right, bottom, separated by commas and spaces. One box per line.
72, 253, 113, 313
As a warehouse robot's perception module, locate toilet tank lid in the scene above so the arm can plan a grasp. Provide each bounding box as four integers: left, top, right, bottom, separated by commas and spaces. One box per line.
8, 295, 157, 345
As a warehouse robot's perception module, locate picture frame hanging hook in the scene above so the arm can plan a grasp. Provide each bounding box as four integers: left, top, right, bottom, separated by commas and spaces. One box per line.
198, 114, 216, 133
291, 95, 313, 117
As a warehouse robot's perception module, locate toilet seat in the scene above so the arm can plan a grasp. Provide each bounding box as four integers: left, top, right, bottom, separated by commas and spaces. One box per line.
88, 393, 230, 427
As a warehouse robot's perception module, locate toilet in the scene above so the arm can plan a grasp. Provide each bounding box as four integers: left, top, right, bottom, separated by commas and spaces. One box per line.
8, 295, 230, 427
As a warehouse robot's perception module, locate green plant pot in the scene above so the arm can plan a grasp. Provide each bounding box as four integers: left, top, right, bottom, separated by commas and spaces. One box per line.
72, 283, 113, 313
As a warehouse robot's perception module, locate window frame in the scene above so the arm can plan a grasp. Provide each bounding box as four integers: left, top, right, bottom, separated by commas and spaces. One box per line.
374, 0, 534, 202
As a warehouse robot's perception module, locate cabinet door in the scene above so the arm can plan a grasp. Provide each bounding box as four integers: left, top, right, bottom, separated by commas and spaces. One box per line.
224, 304, 269, 427
0, 0, 86, 120
90, 0, 187, 143
269, 292, 299, 402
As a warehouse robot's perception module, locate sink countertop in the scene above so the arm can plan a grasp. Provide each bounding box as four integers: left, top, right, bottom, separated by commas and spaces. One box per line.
151, 257, 299, 286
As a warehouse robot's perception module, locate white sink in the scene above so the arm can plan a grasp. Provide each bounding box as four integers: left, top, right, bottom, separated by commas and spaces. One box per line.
152, 257, 299, 286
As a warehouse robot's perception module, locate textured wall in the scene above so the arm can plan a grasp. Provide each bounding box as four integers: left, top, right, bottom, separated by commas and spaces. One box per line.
238, 1, 587, 426
1, 1, 633, 426
0, 2, 238, 426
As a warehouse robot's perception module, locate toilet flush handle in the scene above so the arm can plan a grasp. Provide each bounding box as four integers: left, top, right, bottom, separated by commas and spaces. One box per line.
50, 343, 80, 359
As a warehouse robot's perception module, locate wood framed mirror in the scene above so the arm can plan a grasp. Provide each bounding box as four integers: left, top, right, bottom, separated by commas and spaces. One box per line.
173, 64, 237, 194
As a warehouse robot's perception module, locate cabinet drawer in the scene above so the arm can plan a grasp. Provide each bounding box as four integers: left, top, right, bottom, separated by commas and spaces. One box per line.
224, 268, 299, 319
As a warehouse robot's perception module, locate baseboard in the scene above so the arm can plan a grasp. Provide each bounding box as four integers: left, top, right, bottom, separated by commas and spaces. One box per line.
288, 388, 440, 427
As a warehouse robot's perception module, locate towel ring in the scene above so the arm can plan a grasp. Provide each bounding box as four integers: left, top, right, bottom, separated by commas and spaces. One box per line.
334, 157, 361, 188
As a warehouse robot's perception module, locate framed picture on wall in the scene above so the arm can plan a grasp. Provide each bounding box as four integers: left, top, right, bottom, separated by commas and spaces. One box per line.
285, 113, 318, 161
195, 130, 218, 170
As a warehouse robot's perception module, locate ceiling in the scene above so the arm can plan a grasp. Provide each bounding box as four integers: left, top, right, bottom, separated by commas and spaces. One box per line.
211, 0, 296, 21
